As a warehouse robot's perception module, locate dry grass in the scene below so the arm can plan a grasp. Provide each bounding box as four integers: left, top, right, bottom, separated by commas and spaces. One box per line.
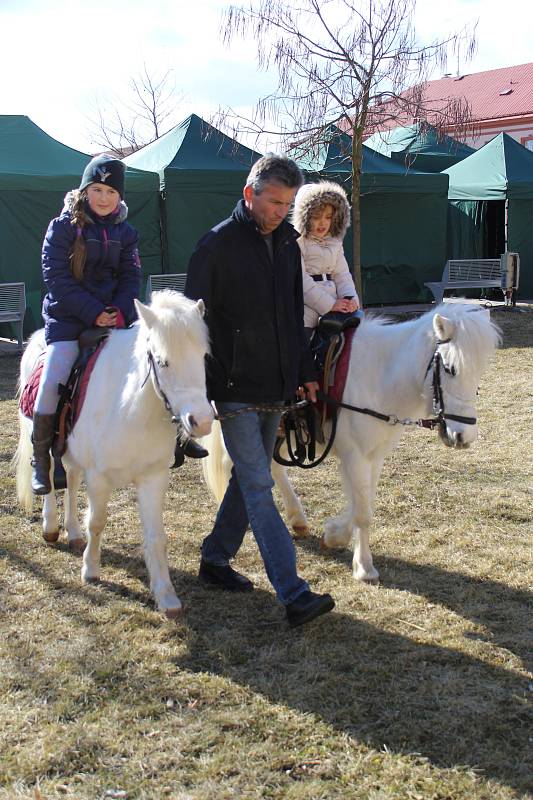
0, 307, 531, 800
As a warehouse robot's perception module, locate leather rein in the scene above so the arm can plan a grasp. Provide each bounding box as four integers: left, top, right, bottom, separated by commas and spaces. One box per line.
321, 337, 476, 430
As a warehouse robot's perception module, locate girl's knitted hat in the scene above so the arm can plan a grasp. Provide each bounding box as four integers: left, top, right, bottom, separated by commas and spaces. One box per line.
79, 154, 126, 198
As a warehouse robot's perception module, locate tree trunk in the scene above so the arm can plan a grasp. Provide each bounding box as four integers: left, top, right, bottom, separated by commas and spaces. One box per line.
351, 126, 364, 302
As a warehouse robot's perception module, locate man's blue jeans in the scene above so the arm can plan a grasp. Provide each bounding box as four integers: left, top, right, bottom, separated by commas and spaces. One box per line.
201, 402, 309, 606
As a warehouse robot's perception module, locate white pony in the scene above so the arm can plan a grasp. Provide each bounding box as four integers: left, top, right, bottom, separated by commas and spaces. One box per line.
201, 304, 500, 583
15, 291, 213, 617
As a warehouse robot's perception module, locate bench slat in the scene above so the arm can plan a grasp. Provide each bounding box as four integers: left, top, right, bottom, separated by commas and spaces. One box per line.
0, 282, 26, 349
448, 260, 501, 281
424, 258, 508, 305
145, 274, 187, 302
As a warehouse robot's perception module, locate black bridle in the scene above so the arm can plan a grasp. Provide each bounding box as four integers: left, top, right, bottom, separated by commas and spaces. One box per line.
143, 349, 180, 424
425, 339, 477, 428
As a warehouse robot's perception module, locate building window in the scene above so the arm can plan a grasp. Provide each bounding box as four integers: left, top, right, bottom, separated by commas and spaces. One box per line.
520, 135, 533, 151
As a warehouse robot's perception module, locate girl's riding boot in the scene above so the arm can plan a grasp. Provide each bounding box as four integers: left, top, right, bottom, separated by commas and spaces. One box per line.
171, 437, 209, 469
31, 412, 56, 495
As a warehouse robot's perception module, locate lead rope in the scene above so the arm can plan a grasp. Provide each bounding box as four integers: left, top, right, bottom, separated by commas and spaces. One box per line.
214, 399, 310, 421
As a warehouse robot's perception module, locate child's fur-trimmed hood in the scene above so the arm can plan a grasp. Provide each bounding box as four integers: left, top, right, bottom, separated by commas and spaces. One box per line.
292, 181, 350, 239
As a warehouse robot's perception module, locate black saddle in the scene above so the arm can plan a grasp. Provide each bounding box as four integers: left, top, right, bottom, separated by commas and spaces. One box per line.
273, 310, 363, 469
310, 310, 363, 374
317, 309, 364, 335
76, 327, 111, 362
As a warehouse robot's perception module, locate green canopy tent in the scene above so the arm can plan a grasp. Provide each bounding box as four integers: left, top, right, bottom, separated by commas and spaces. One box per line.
443, 132, 533, 299
365, 123, 475, 173
293, 127, 449, 304
124, 114, 263, 273
0, 115, 162, 337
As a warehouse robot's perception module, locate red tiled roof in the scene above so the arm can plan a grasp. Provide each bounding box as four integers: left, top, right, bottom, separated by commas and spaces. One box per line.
407, 62, 533, 123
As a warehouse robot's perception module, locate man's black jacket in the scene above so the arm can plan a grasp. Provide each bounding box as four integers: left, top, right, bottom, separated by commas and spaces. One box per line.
185, 199, 316, 403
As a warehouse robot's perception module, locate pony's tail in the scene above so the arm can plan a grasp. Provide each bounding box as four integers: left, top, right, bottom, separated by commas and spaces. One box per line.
14, 412, 33, 514
14, 328, 47, 515
200, 420, 232, 506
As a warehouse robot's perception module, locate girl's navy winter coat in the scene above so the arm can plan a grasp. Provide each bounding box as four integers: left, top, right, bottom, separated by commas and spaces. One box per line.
185, 199, 316, 403
41, 193, 141, 343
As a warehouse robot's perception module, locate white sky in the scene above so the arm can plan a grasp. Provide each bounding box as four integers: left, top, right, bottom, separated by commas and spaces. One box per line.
1, 0, 531, 154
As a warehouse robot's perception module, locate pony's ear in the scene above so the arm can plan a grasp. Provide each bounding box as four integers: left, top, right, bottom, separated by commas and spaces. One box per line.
196, 299, 205, 317
433, 313, 455, 342
135, 299, 157, 330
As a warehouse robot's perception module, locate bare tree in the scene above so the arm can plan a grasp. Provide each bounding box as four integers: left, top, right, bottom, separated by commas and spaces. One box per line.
219, 0, 476, 299
88, 65, 184, 156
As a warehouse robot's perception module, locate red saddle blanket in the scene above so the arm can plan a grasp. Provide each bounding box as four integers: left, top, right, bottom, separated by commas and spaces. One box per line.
317, 327, 356, 419
20, 343, 104, 424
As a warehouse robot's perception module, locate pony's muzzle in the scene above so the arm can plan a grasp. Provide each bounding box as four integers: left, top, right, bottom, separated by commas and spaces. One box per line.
440, 423, 476, 449
183, 409, 213, 439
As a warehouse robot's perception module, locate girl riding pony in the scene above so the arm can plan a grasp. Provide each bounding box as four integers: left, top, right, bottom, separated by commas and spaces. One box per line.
31, 154, 141, 495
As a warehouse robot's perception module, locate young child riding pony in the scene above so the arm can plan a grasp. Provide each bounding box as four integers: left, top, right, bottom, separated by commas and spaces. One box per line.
31, 155, 141, 495
292, 181, 360, 339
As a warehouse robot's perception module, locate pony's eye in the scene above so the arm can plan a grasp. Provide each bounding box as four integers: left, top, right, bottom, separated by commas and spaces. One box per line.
443, 363, 456, 376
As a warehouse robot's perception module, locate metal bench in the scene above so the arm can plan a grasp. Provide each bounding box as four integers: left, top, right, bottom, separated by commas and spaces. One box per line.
425, 254, 520, 305
145, 273, 187, 303
0, 282, 26, 350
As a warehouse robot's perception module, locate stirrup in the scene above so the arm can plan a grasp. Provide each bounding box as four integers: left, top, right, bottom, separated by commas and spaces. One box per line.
53, 456, 67, 491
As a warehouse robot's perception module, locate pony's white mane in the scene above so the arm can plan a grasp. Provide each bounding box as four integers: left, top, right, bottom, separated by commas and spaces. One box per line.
359, 303, 501, 376
146, 290, 210, 355
430, 303, 501, 373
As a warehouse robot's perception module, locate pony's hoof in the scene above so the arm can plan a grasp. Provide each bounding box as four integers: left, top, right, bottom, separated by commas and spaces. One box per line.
319, 535, 331, 551
164, 606, 184, 620
355, 572, 380, 585
68, 537, 86, 554
83, 575, 100, 585
42, 530, 60, 543
292, 524, 310, 538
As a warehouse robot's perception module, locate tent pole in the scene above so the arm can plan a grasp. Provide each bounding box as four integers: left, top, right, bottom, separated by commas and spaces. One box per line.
504, 198, 508, 250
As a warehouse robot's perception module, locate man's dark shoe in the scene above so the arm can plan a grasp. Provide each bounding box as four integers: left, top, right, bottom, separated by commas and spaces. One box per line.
184, 439, 209, 459
171, 438, 209, 469
286, 590, 335, 627
199, 560, 254, 592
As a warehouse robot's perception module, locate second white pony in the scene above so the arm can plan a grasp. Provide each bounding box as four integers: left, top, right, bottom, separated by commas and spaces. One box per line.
201, 304, 500, 583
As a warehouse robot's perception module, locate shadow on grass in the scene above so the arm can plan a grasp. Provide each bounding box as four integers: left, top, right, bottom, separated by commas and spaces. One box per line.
488, 306, 533, 350
296, 537, 532, 667
0, 354, 20, 401
1, 539, 531, 796
109, 547, 532, 793
175, 573, 531, 796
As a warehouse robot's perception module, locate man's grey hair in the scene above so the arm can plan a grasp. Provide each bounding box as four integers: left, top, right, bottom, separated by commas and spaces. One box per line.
245, 153, 304, 194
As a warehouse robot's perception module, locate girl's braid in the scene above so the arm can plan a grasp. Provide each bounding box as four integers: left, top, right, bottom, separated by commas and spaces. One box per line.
69, 190, 89, 281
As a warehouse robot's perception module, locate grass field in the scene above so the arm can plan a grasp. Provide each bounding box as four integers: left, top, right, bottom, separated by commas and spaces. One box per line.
0, 306, 531, 800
